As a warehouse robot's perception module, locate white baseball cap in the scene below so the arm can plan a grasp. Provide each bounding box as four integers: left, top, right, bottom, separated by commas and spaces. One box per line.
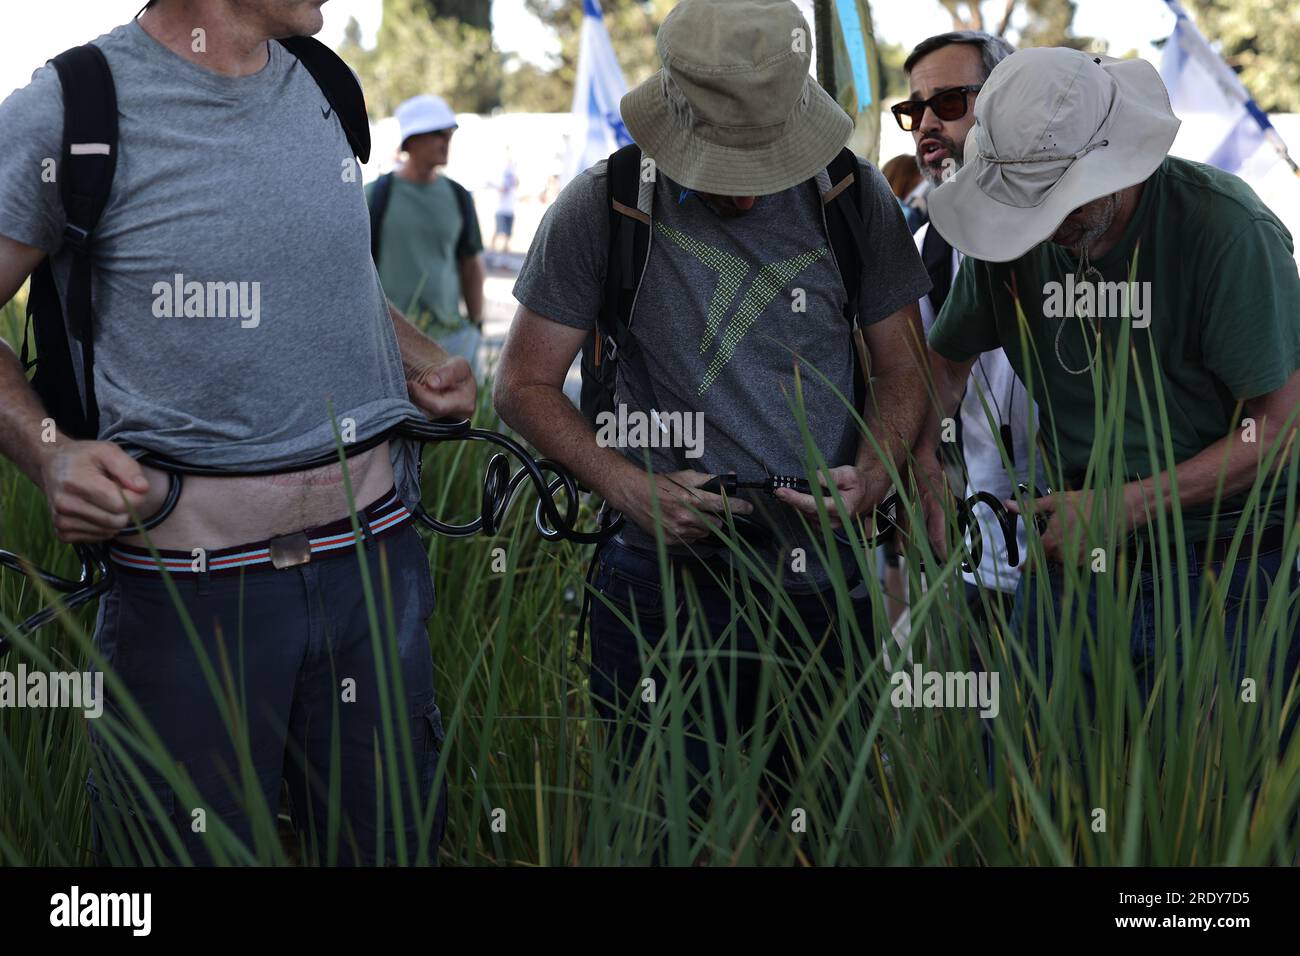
395, 94, 458, 146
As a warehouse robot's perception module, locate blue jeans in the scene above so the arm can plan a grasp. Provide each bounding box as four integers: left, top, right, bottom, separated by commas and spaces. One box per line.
87, 521, 447, 865
1010, 540, 1300, 741
588, 540, 875, 826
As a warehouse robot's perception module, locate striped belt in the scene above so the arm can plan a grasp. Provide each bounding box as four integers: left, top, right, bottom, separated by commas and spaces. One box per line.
109, 487, 413, 577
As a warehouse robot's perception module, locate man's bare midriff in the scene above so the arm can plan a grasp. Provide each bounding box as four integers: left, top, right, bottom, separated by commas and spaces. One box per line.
115, 442, 396, 551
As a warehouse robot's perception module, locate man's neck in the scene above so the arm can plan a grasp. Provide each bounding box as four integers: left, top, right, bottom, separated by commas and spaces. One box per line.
396, 161, 440, 184
1083, 180, 1146, 260
138, 0, 271, 77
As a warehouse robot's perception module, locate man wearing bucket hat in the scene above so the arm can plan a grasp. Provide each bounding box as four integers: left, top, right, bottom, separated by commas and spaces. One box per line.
922, 48, 1300, 710
496, 0, 932, 825
367, 94, 486, 376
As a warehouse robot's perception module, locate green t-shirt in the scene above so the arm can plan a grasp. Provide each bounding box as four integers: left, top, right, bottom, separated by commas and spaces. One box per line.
929, 157, 1300, 539
367, 174, 483, 336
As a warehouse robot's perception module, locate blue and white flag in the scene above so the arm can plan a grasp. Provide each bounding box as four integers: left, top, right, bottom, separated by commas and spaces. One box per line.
564, 0, 633, 184
1159, 0, 1297, 177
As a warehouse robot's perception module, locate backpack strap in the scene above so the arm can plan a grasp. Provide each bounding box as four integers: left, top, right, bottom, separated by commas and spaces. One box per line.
920, 222, 955, 314
600, 148, 688, 470
43, 44, 120, 439
277, 36, 371, 163
367, 172, 393, 262
820, 147, 870, 403
820, 147, 868, 326
445, 177, 478, 258
599, 143, 651, 358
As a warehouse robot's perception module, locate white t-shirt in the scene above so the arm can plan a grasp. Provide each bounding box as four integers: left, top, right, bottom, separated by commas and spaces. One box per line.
497, 162, 519, 215
916, 223, 1039, 594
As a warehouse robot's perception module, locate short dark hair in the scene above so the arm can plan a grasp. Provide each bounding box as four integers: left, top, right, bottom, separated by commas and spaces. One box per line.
903, 30, 1015, 82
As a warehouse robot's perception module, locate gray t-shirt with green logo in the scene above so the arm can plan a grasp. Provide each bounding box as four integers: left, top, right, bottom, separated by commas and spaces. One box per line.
0, 21, 422, 507
513, 157, 930, 589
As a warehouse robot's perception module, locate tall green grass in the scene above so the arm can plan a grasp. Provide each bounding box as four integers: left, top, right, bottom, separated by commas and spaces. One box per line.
1, 291, 1297, 866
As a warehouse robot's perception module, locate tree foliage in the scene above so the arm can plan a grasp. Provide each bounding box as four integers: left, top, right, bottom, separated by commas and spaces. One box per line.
1186, 0, 1300, 112
1015, 0, 1098, 51
337, 0, 1299, 119
512, 0, 673, 111
936, 0, 1099, 49
339, 0, 503, 116
421, 0, 491, 31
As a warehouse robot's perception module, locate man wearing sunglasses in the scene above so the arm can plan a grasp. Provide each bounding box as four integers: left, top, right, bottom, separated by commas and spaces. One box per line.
896, 32, 1037, 631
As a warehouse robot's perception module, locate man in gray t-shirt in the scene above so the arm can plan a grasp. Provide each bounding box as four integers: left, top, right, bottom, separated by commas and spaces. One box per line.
512, 155, 927, 588
0, 1, 474, 864
495, 0, 931, 832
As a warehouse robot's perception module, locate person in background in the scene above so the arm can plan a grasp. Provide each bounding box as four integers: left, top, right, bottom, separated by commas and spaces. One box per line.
489, 150, 519, 269
881, 153, 928, 234
898, 30, 1032, 633
368, 94, 486, 378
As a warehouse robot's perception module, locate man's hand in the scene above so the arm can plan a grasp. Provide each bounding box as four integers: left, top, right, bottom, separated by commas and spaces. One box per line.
1005, 491, 1085, 567
912, 448, 952, 560
407, 356, 477, 420
614, 469, 754, 544
1005, 488, 1145, 568
1008, 489, 1144, 572
39, 441, 155, 542
773, 464, 882, 532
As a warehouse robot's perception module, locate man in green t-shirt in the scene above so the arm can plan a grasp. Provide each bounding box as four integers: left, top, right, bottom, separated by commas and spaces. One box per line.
919, 48, 1300, 709
368, 94, 486, 376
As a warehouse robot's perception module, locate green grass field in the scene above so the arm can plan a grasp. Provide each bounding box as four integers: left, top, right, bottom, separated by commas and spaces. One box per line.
2, 293, 1298, 866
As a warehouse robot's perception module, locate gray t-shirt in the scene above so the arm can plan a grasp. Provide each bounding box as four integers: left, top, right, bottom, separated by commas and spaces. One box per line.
513, 157, 930, 589
0, 21, 422, 506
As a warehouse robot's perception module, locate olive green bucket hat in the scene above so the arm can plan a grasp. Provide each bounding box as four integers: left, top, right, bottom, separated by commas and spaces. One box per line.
619, 0, 853, 197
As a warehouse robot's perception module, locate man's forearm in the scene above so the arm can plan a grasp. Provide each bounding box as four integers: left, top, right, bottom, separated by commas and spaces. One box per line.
496, 383, 642, 508
858, 364, 929, 485
0, 339, 57, 488
388, 301, 451, 378
458, 255, 485, 325
912, 347, 973, 460
1124, 429, 1288, 530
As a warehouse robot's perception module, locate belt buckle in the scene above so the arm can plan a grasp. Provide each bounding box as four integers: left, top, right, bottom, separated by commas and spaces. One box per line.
268, 531, 312, 570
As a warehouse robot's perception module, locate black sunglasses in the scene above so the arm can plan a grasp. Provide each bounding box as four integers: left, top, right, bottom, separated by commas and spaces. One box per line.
891, 85, 982, 132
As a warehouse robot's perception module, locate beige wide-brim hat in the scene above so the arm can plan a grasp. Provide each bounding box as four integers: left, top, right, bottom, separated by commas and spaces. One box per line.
619, 0, 853, 197
928, 48, 1181, 263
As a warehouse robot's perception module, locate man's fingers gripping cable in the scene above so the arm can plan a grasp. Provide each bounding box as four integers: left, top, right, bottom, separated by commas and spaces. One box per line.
676, 484, 742, 516
51, 515, 122, 542
97, 442, 150, 494
51, 487, 132, 532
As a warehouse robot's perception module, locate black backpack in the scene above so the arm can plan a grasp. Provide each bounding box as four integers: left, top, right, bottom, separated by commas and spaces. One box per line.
366, 171, 477, 264
20, 37, 372, 441
579, 144, 873, 436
